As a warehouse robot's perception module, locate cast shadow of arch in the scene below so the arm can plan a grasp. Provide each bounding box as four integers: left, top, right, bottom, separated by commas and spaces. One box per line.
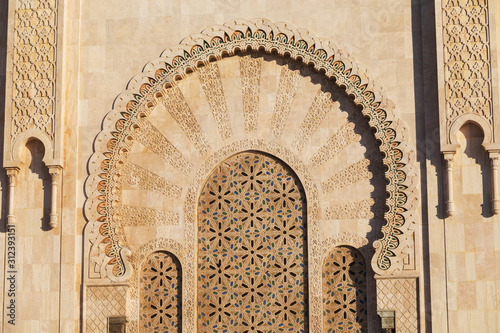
23, 139, 52, 231
458, 123, 492, 218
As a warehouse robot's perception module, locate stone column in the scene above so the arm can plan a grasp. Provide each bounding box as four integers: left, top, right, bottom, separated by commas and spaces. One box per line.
5, 167, 19, 228
48, 165, 62, 229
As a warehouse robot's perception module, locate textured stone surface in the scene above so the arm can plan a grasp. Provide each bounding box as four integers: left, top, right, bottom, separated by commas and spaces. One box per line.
2, 0, 500, 332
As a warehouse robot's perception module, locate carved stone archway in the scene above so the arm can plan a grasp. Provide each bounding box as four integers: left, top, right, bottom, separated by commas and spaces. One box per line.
83, 18, 418, 332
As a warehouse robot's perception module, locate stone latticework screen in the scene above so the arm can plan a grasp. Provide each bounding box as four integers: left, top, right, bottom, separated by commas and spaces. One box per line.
197, 152, 308, 332
323, 246, 367, 333
140, 252, 182, 332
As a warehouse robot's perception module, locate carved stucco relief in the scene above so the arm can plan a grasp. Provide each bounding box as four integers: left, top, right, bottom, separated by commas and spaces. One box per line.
4, 0, 63, 230
11, 0, 58, 144
441, 0, 493, 134
83, 18, 419, 332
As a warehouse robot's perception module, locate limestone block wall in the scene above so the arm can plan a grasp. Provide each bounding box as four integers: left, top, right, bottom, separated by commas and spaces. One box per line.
10, 0, 500, 332
432, 0, 500, 332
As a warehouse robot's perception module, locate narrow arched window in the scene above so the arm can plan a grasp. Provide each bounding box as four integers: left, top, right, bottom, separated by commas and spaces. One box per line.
323, 246, 367, 332
140, 251, 182, 332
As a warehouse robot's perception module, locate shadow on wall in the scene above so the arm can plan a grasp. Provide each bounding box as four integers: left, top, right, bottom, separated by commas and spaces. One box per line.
0, 0, 8, 233
457, 123, 492, 218
411, 0, 440, 332
19, 139, 52, 231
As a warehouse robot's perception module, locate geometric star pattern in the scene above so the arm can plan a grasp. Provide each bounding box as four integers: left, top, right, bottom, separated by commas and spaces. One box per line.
197, 152, 307, 332
140, 252, 182, 332
323, 246, 367, 333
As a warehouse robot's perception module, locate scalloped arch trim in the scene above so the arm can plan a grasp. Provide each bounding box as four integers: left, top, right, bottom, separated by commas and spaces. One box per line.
84, 18, 418, 279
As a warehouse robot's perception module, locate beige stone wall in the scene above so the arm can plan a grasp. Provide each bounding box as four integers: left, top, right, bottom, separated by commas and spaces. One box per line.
2, 0, 421, 331
431, 0, 500, 332
6, 0, 500, 332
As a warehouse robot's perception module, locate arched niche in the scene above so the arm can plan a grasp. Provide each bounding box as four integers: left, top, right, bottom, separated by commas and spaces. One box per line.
83, 18, 418, 333
456, 122, 491, 216
323, 246, 367, 333
139, 251, 182, 332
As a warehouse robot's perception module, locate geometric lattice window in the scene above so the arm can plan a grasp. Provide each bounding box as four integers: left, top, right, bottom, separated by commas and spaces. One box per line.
140, 251, 182, 332
323, 246, 367, 333
197, 152, 308, 332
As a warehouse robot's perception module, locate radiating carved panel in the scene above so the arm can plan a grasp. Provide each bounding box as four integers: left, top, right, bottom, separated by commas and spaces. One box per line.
162, 86, 211, 155
140, 251, 182, 332
323, 246, 367, 333
293, 89, 336, 152
120, 205, 178, 227
86, 286, 127, 333
197, 152, 308, 332
133, 119, 192, 176
271, 61, 301, 138
240, 55, 261, 133
198, 62, 233, 140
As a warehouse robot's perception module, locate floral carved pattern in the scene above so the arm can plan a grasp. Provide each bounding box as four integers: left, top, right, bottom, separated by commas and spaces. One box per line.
323, 246, 367, 333
140, 251, 182, 332
197, 152, 308, 332
84, 19, 418, 289
441, 0, 493, 128
12, 0, 58, 141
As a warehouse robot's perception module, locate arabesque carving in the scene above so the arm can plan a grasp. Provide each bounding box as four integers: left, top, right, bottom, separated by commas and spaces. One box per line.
323, 246, 367, 333
181, 139, 323, 332
139, 252, 181, 332
128, 238, 185, 333
84, 18, 418, 293
441, 0, 493, 136
240, 55, 261, 132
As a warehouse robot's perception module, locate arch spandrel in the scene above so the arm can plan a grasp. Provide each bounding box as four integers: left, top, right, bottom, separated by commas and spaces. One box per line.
84, 18, 418, 292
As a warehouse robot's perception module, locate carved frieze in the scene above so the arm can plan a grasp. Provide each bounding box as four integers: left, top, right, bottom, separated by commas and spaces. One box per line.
441, 0, 493, 131
11, 0, 58, 143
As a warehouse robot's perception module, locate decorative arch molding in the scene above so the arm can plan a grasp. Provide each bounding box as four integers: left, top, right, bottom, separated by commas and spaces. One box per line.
448, 113, 493, 147
83, 18, 419, 295
7, 129, 54, 167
